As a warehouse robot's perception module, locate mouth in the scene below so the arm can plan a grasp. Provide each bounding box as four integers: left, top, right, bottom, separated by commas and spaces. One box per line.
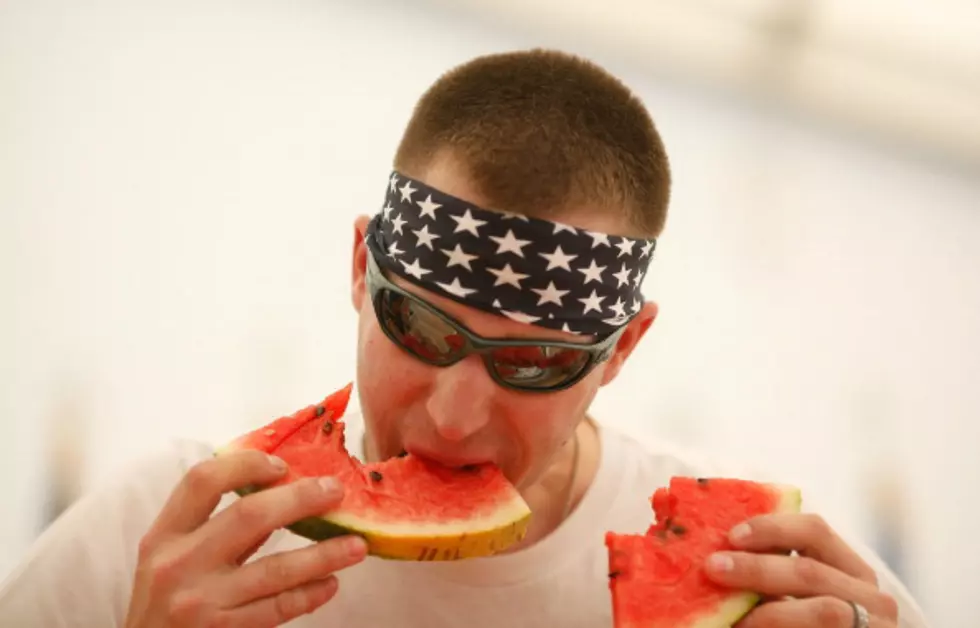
403, 445, 492, 471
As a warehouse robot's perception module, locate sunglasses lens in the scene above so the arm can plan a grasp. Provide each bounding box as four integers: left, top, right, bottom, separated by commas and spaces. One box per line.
488, 345, 591, 389
376, 289, 467, 365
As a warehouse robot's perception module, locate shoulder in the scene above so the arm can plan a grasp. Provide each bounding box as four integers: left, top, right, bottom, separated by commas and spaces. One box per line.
0, 439, 214, 625
596, 423, 933, 628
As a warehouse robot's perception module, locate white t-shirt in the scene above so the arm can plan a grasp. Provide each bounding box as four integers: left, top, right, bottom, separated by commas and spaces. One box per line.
0, 413, 931, 627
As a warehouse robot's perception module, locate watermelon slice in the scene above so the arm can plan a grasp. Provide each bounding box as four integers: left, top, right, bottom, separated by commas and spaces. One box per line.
605, 477, 802, 627
216, 382, 532, 561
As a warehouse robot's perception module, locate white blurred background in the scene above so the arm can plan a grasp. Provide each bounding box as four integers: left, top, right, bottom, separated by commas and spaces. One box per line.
2, 0, 978, 625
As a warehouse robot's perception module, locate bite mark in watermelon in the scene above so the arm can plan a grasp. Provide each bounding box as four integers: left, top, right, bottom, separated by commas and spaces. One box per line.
216, 382, 532, 561
605, 477, 802, 627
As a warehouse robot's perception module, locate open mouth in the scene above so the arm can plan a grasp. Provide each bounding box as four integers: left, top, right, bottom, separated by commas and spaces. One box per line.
404, 446, 490, 472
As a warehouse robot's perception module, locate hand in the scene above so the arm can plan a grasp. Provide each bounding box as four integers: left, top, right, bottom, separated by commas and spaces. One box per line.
125, 450, 367, 627
703, 513, 899, 627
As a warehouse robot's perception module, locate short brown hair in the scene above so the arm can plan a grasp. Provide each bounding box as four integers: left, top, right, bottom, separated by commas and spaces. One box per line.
393, 49, 671, 238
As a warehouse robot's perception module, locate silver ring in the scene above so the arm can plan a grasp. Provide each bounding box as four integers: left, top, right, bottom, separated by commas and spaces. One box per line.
848, 600, 871, 628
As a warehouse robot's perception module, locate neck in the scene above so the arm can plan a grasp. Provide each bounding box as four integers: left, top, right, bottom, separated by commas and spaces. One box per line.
504, 417, 598, 552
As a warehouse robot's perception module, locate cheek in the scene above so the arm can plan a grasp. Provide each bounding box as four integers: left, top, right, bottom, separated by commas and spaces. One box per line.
355, 313, 430, 415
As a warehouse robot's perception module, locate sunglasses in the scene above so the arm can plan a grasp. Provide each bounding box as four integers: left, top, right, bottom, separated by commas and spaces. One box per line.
364, 251, 627, 392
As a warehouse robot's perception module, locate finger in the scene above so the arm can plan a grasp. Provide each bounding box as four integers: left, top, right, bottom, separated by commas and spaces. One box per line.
236, 532, 273, 566
736, 596, 886, 628
217, 535, 367, 608
729, 513, 878, 584
705, 552, 884, 613
149, 450, 289, 539
194, 475, 346, 563
211, 575, 339, 628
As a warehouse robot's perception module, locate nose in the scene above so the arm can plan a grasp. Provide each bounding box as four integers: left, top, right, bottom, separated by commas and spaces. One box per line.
425, 357, 495, 442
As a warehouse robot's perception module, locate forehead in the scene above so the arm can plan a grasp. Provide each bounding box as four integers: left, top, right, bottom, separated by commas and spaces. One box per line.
419, 153, 631, 238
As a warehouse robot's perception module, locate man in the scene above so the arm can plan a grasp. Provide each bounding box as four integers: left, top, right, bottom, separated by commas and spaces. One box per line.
0, 49, 928, 627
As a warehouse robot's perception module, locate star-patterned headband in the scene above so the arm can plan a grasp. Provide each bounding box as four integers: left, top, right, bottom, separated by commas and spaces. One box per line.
364, 171, 657, 336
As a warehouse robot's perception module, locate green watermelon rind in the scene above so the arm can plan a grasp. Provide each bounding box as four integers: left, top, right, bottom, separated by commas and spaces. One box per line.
231, 482, 358, 543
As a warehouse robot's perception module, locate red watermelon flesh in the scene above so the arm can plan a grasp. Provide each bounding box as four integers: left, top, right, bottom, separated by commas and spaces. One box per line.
217, 382, 531, 561
605, 477, 802, 627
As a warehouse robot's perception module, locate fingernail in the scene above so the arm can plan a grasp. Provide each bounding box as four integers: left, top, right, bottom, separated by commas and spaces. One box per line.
318, 476, 340, 495
729, 523, 752, 545
267, 455, 287, 472
346, 536, 367, 558
707, 553, 734, 573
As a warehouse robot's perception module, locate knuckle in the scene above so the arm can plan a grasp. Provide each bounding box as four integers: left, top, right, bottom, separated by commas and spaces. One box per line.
274, 587, 311, 621
136, 533, 158, 561
804, 513, 831, 537
167, 589, 207, 623
260, 557, 293, 589
815, 597, 851, 626
877, 591, 900, 619
145, 551, 185, 593
185, 460, 219, 494
233, 498, 269, 530
794, 556, 825, 588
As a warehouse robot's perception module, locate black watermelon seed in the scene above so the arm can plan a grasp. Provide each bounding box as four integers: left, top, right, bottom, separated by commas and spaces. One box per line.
321, 421, 333, 434
671, 525, 687, 536
315, 405, 325, 417
696, 478, 709, 486
608, 570, 621, 579
460, 464, 479, 472
369, 470, 383, 482
397, 450, 408, 458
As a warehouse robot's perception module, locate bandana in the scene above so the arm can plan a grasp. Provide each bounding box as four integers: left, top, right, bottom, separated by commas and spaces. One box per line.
364, 171, 657, 336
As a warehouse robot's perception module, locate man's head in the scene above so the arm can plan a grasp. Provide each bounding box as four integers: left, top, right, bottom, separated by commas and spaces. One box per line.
349, 49, 671, 490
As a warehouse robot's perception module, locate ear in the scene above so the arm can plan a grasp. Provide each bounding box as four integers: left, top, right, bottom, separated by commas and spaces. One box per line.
351, 215, 372, 312
598, 301, 658, 386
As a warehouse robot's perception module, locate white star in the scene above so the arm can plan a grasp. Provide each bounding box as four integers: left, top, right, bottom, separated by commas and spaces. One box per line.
631, 298, 642, 313
613, 263, 631, 288
633, 269, 645, 287
391, 214, 407, 235
577, 259, 606, 285
609, 297, 626, 318
489, 229, 532, 258
437, 277, 476, 298
640, 240, 655, 257
386, 240, 404, 259
603, 313, 632, 326
450, 209, 488, 237
540, 245, 577, 272
399, 258, 430, 280
499, 211, 530, 221
412, 224, 439, 250
389, 174, 398, 193
486, 263, 529, 289
578, 289, 606, 314
502, 310, 541, 324
441, 243, 478, 271
561, 322, 578, 335
587, 231, 610, 248
417, 195, 441, 220
552, 221, 577, 235
399, 180, 417, 203
382, 203, 395, 221
492, 298, 502, 308
531, 281, 569, 306
615, 237, 635, 258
